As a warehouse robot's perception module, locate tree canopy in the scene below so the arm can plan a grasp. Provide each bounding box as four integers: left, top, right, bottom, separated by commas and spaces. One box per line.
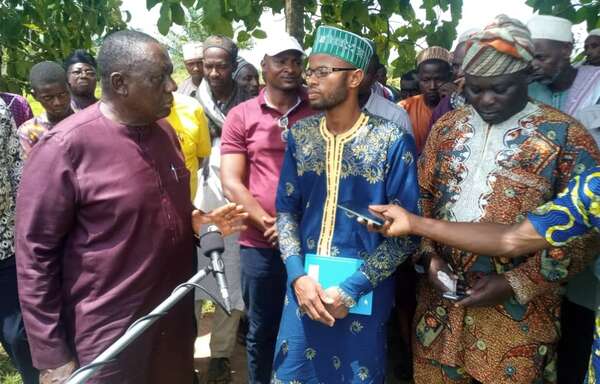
0, 0, 127, 92
526, 0, 600, 31
148, 0, 464, 76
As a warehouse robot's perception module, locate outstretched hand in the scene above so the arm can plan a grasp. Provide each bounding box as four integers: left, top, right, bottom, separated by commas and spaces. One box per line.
192, 203, 248, 236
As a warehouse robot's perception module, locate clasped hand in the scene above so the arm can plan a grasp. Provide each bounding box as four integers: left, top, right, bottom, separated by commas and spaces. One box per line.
292, 276, 350, 327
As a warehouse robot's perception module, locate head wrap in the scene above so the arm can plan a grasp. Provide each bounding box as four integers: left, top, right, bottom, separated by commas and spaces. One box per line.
310, 26, 373, 70
457, 28, 480, 45
182, 42, 203, 61
589, 29, 600, 38
527, 15, 573, 43
416, 46, 451, 66
233, 57, 257, 80
203, 35, 238, 60
462, 14, 534, 77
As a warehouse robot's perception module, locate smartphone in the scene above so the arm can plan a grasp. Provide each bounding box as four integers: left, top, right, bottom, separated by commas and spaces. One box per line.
338, 203, 385, 227
442, 291, 468, 301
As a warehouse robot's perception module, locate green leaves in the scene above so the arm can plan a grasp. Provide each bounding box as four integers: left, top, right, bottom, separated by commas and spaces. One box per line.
158, 0, 468, 76
0, 0, 126, 93
158, 2, 172, 35
251, 29, 267, 38
237, 30, 251, 43
171, 3, 186, 25
147, 0, 162, 10
234, 0, 252, 17
527, 0, 600, 31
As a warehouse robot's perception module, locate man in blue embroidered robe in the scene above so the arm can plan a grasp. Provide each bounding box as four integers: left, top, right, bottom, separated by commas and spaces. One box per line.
272, 26, 420, 383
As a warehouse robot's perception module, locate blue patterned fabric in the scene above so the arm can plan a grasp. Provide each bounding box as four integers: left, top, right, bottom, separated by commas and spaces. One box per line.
527, 167, 600, 384
273, 112, 419, 382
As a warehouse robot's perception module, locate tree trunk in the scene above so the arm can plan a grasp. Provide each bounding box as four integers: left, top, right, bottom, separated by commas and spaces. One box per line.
285, 0, 304, 44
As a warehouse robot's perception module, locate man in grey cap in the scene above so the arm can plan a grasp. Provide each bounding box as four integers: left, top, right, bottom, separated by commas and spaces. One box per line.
220, 32, 315, 384
195, 35, 254, 384
197, 35, 253, 140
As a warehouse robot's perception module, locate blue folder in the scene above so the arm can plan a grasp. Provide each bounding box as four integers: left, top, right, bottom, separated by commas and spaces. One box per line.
304, 254, 373, 315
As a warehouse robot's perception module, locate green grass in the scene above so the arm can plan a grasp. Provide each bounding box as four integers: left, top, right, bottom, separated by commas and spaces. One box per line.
0, 347, 23, 384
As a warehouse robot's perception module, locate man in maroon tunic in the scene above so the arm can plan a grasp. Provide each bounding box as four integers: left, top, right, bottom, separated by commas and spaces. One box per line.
15, 30, 245, 384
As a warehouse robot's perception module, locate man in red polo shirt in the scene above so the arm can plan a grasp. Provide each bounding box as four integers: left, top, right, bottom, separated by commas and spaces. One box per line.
220, 34, 315, 383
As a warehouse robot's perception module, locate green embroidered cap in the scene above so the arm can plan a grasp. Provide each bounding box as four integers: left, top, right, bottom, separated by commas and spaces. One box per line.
310, 26, 373, 71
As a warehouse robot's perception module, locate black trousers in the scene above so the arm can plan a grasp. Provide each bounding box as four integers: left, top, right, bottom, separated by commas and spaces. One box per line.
0, 257, 38, 384
557, 298, 594, 384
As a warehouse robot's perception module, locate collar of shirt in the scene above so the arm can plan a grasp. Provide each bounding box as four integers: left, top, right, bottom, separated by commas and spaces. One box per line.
258, 87, 309, 117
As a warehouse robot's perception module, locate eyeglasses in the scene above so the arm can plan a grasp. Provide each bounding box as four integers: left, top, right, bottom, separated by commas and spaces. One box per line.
305, 66, 356, 78
69, 69, 96, 77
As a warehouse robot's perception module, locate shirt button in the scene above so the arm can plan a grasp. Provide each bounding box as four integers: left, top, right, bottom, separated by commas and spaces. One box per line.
476, 340, 487, 351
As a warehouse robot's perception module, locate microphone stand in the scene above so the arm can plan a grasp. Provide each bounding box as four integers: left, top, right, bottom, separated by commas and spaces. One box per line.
66, 263, 231, 384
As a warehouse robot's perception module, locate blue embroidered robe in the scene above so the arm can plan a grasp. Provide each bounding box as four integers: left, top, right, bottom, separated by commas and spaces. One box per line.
273, 112, 419, 383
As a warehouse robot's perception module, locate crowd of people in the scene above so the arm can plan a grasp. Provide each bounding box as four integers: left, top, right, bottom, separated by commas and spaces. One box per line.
0, 10, 600, 384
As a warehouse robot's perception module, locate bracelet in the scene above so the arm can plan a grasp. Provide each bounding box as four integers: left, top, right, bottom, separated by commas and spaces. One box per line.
335, 287, 356, 308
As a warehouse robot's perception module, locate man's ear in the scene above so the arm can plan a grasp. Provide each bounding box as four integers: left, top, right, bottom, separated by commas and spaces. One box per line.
347, 69, 365, 89
110, 72, 128, 96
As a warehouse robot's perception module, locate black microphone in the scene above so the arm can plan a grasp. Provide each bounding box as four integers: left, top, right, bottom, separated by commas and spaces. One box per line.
199, 226, 232, 316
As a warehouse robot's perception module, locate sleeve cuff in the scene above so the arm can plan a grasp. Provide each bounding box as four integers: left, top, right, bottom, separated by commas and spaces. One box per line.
284, 255, 306, 287
340, 271, 373, 302
503, 270, 531, 305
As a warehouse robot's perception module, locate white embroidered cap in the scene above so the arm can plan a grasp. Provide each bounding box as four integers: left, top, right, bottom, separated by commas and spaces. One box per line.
182, 42, 204, 61
527, 15, 573, 43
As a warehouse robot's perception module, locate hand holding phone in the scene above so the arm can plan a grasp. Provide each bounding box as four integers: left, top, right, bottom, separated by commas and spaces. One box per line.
338, 203, 385, 227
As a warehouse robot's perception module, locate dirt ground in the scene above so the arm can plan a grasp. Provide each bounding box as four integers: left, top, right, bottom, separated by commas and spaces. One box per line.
194, 312, 411, 384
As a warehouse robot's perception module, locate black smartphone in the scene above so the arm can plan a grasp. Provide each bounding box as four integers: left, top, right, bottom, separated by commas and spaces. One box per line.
338, 203, 385, 227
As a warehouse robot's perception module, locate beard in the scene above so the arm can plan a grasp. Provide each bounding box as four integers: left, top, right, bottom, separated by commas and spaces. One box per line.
309, 86, 348, 111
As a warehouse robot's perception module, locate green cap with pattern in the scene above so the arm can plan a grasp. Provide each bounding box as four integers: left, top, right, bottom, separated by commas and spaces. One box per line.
310, 26, 373, 71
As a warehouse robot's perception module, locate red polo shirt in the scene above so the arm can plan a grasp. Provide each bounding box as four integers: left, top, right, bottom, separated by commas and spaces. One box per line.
221, 87, 315, 249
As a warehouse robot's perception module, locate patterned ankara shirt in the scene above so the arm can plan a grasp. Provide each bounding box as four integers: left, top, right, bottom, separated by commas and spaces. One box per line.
527, 168, 600, 384
0, 93, 33, 128
414, 101, 600, 383
0, 98, 22, 260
